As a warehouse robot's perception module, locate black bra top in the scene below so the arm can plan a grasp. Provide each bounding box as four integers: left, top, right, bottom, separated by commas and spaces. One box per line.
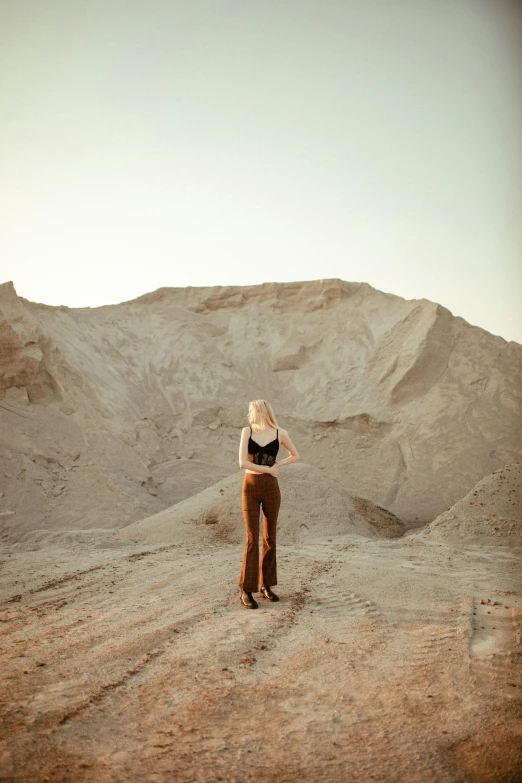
247, 426, 279, 466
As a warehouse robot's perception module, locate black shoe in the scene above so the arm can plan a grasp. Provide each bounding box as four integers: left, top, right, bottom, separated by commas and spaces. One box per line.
260, 585, 279, 602
240, 591, 258, 609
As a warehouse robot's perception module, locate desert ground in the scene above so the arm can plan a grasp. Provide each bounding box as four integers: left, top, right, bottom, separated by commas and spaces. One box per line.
1, 466, 521, 782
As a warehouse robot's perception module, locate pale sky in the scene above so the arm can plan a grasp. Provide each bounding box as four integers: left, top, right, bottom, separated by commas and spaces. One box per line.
1, 0, 521, 342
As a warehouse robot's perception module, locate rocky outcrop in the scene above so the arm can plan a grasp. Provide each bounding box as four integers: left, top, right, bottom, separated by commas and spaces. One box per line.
0, 282, 63, 406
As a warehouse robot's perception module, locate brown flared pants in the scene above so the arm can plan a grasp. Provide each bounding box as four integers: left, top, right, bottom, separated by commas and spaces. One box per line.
238, 472, 281, 593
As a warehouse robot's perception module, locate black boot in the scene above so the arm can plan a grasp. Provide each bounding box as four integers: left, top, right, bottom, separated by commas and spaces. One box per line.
240, 591, 258, 609
260, 585, 279, 602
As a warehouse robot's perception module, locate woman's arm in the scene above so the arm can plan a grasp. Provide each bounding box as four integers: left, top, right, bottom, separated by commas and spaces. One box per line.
238, 427, 275, 474
275, 430, 300, 468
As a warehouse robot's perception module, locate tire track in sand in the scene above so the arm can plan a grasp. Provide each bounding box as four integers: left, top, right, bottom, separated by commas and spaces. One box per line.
468, 596, 522, 698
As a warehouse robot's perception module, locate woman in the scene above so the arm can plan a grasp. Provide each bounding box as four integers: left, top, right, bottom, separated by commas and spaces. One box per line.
237, 399, 300, 609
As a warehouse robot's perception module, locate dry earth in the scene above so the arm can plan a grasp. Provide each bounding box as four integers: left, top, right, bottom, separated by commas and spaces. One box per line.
0, 474, 521, 782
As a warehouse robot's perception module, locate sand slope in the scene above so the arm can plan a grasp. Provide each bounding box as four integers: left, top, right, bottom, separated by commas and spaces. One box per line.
415, 463, 522, 547
2, 278, 521, 542
116, 462, 406, 547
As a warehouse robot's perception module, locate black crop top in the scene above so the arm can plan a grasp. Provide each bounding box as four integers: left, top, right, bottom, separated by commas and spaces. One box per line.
247, 426, 279, 466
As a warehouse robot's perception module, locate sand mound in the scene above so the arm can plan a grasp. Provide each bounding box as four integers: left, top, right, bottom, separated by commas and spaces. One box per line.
2, 277, 521, 542
414, 463, 522, 546
116, 462, 405, 546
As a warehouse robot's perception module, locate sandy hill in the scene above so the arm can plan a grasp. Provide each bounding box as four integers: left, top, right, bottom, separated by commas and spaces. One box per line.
413, 463, 522, 547
1, 278, 521, 543
1, 279, 521, 780
116, 462, 405, 547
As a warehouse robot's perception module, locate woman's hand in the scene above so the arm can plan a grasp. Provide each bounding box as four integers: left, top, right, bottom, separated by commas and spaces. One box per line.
269, 465, 279, 477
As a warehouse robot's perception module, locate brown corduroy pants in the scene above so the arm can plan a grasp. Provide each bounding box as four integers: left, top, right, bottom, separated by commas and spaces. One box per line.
238, 472, 281, 593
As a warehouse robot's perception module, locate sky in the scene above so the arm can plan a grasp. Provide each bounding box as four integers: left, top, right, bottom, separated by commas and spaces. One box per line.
1, 0, 521, 343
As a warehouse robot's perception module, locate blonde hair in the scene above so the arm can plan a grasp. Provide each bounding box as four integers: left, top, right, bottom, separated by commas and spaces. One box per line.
248, 399, 278, 430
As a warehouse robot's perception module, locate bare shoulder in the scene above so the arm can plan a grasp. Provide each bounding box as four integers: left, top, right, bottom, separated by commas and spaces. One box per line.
278, 427, 291, 444
279, 428, 299, 456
